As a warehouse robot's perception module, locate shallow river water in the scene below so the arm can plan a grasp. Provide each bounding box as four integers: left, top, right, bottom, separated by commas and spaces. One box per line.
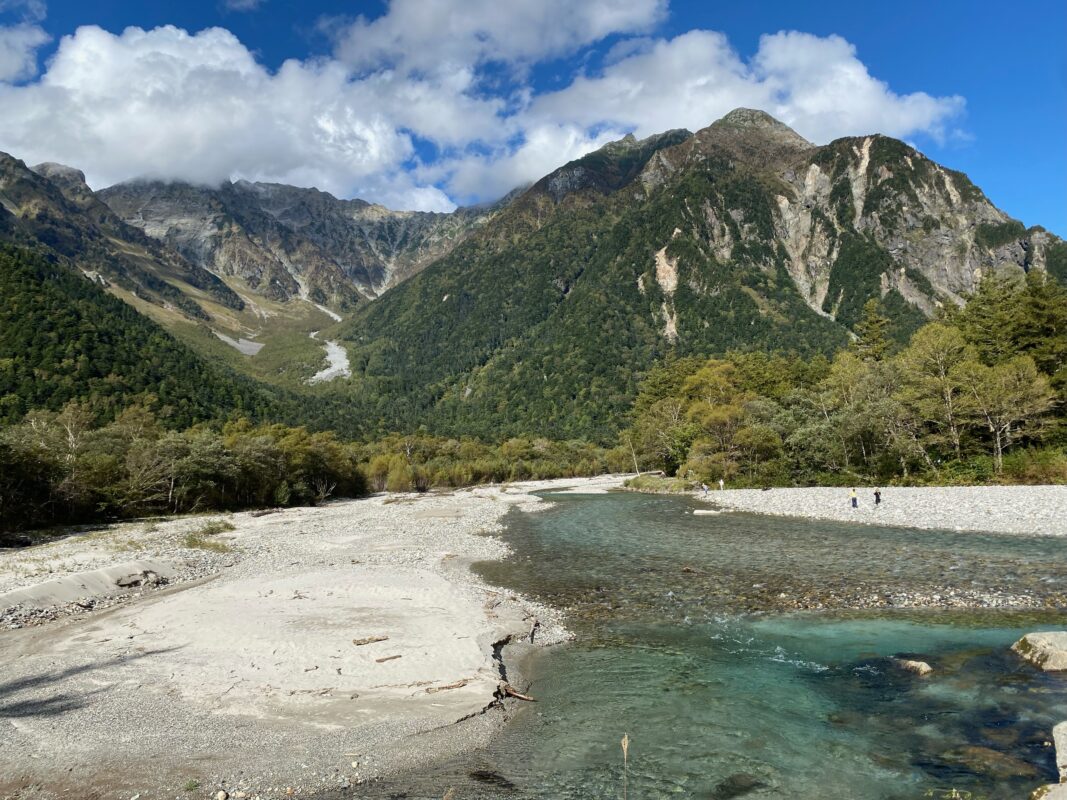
373, 491, 1067, 799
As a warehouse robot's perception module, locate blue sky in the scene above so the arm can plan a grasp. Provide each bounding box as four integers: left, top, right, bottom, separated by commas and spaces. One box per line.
0, 0, 1063, 234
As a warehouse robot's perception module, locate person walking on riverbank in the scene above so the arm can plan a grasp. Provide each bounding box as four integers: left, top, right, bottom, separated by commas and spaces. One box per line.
718, 478, 725, 491
701, 483, 709, 498
850, 488, 858, 509
874, 489, 882, 507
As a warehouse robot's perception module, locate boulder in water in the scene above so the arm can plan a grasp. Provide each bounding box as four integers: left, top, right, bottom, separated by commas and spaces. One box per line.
940, 745, 1040, 780
1055, 721, 1067, 782
1013, 632, 1067, 671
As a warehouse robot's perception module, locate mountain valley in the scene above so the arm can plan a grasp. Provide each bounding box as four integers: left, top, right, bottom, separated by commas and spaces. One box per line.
1, 109, 1063, 437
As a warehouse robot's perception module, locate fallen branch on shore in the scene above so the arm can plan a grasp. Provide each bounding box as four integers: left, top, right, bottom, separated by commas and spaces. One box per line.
376, 654, 402, 663
498, 681, 535, 702
353, 635, 389, 646
249, 508, 282, 518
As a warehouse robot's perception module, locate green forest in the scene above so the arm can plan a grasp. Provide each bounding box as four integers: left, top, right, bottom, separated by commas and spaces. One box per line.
625, 270, 1067, 486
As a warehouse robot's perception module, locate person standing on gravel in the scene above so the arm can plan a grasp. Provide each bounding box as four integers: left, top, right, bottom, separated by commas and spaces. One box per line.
701, 482, 709, 498
874, 489, 882, 507
719, 478, 725, 491
850, 488, 858, 509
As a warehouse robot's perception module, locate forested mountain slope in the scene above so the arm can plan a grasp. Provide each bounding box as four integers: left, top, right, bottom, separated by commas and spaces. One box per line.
337, 109, 1066, 442
1, 149, 509, 390
0, 246, 305, 428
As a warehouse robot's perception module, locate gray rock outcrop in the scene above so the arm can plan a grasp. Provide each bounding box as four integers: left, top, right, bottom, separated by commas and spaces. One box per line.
1013, 632, 1067, 671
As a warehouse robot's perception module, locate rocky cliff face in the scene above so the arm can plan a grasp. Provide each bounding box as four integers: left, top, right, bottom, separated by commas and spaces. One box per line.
628, 109, 1059, 328
99, 180, 500, 313
0, 152, 242, 319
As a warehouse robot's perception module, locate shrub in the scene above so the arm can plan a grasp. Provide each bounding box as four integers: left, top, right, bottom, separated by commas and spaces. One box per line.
1001, 447, 1067, 484
385, 462, 414, 492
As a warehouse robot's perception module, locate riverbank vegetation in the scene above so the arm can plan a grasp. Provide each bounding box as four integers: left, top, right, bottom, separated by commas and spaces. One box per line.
0, 407, 627, 533
624, 270, 1066, 486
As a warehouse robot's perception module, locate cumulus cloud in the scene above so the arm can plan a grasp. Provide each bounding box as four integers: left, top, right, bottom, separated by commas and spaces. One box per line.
0, 25, 442, 205
527, 30, 964, 144
0, 1, 967, 211
430, 123, 627, 201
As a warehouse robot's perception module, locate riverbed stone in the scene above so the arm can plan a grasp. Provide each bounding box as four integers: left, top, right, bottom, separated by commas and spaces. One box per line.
1013, 633, 1067, 671
708, 772, 768, 799
1032, 785, 1067, 800
941, 745, 1041, 780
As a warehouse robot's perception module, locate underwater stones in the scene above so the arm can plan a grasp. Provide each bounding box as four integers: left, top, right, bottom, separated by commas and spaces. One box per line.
1013, 633, 1067, 671
941, 745, 1041, 780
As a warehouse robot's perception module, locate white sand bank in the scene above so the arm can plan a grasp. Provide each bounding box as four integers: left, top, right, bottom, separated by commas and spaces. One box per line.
0, 475, 629, 799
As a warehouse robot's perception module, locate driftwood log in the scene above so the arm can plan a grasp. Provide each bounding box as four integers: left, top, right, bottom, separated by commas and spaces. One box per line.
498, 681, 535, 702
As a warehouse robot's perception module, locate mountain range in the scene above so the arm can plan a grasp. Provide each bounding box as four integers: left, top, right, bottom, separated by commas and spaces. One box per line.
1, 108, 1063, 439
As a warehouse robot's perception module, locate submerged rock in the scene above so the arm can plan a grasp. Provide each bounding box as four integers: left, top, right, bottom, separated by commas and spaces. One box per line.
893, 658, 933, 676
941, 745, 1041, 780
1013, 632, 1067, 671
708, 772, 768, 799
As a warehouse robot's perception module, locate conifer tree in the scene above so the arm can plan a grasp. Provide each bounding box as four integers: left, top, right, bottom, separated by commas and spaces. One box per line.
852, 298, 891, 361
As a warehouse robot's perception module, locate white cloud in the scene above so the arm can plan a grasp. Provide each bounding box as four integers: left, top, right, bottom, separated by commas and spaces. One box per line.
430, 123, 626, 201
0, 0, 46, 23
0, 2, 967, 212
526, 30, 964, 145
423, 30, 963, 203
0, 25, 434, 205
333, 0, 666, 76
224, 0, 263, 10
0, 21, 47, 81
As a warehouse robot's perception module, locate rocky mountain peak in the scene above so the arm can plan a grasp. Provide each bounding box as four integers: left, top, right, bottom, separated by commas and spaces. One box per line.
31, 162, 89, 190
535, 128, 693, 202
708, 108, 814, 150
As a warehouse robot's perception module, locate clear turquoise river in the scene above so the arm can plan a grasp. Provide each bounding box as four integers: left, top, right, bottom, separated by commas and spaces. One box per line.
373, 490, 1067, 799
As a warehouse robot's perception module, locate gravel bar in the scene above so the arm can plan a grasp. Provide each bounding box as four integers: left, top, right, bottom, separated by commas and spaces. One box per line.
703, 485, 1067, 537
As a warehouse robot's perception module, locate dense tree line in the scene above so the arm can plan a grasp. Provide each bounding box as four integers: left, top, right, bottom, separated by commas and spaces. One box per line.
0, 407, 366, 532
625, 270, 1066, 486
0, 406, 626, 533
